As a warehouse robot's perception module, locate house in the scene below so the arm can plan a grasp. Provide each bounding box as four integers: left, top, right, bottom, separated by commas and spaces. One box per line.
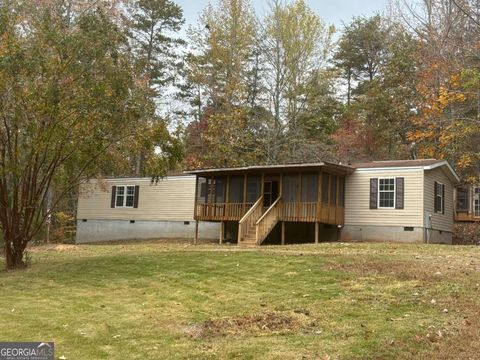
75, 159, 460, 244
75, 175, 220, 243
454, 184, 480, 222
187, 159, 460, 245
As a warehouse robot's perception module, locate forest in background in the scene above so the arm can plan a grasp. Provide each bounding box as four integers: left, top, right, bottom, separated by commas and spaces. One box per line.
178, 0, 480, 184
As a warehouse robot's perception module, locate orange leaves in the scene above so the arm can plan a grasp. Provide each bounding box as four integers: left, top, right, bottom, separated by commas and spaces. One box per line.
437, 85, 466, 108
407, 128, 435, 142
412, 59, 477, 169
456, 154, 473, 171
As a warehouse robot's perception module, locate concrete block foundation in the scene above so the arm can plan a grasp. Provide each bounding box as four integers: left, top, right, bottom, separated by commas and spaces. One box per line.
341, 225, 452, 244
76, 219, 220, 244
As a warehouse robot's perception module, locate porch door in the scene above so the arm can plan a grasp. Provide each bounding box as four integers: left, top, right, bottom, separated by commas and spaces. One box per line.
475, 187, 480, 217
263, 181, 279, 207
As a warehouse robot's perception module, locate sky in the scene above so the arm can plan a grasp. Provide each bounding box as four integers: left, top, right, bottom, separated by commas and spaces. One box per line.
175, 0, 391, 31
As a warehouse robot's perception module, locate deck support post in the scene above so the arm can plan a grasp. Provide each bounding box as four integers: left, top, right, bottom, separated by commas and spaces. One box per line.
315, 222, 319, 244
219, 221, 224, 245
194, 220, 199, 245
281, 221, 285, 245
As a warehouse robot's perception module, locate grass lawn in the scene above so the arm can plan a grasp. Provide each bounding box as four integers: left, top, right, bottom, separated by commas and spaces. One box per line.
0, 241, 479, 359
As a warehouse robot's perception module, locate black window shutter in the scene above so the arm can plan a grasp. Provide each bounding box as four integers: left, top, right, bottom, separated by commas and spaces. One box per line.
134, 185, 140, 208
395, 177, 404, 209
111, 186, 117, 208
442, 184, 445, 214
434, 181, 438, 212
370, 178, 378, 209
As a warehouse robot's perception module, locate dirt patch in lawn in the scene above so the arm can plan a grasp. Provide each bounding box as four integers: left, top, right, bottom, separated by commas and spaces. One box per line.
29, 244, 81, 252
185, 310, 317, 339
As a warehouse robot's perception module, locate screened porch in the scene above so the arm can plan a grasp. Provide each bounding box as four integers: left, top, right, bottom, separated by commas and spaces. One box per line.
193, 167, 348, 225
455, 185, 480, 221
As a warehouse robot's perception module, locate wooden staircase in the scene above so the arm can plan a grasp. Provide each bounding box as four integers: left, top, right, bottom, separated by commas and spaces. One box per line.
238, 196, 282, 247
238, 196, 263, 247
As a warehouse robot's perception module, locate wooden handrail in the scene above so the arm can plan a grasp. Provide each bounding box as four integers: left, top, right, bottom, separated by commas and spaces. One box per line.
256, 197, 281, 225
239, 196, 263, 224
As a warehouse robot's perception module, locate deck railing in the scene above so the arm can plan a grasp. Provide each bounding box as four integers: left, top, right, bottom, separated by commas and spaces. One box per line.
282, 202, 317, 222
196, 200, 345, 225
195, 202, 253, 221
455, 212, 480, 222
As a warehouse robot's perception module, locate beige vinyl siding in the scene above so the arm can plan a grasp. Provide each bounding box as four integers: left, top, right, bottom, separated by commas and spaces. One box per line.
345, 168, 424, 227
77, 176, 196, 221
424, 167, 454, 232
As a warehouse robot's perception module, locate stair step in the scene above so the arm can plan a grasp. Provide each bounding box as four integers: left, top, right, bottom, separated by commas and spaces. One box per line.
239, 241, 257, 247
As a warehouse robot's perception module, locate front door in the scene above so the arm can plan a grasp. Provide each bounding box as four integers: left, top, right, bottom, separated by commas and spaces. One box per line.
263, 181, 279, 207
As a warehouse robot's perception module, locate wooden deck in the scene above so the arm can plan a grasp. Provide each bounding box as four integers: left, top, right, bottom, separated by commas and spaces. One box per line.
455, 212, 480, 222
195, 200, 345, 225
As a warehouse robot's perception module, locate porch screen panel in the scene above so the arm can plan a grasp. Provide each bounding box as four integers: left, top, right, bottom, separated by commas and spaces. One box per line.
283, 174, 299, 202
215, 177, 226, 203
247, 176, 261, 203
330, 175, 337, 206
338, 177, 345, 207
301, 173, 318, 202
229, 176, 244, 203
456, 187, 469, 212
197, 177, 207, 203
321, 173, 329, 204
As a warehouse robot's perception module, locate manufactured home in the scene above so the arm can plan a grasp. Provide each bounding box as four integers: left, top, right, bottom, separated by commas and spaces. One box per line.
76, 159, 460, 245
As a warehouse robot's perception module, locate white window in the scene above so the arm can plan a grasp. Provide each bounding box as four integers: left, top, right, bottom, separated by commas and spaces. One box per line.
378, 178, 395, 209
116, 185, 135, 208
434, 182, 444, 213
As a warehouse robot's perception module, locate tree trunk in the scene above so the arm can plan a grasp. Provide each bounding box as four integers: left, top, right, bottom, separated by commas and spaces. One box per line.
4, 238, 27, 270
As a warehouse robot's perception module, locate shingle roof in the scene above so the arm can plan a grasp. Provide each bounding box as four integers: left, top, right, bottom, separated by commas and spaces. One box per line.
352, 159, 442, 169
185, 162, 354, 176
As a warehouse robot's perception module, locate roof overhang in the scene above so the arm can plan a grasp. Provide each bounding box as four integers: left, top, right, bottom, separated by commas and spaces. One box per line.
355, 160, 460, 183
423, 160, 461, 183
185, 162, 355, 177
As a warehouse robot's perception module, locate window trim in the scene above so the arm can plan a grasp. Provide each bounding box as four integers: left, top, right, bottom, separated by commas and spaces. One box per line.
377, 177, 396, 209
435, 181, 444, 214
115, 185, 136, 208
